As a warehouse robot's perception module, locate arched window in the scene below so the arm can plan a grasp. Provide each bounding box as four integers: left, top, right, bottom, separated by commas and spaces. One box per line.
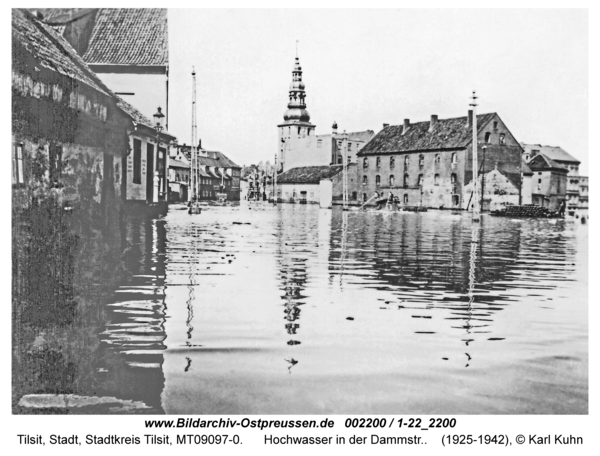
390, 156, 395, 169
451, 153, 457, 164
404, 155, 409, 167
419, 154, 424, 168
499, 133, 506, 145
363, 157, 368, 169
389, 175, 395, 186
404, 194, 408, 204
451, 173, 457, 185
376, 157, 381, 168
376, 175, 381, 187
418, 174, 423, 186
404, 173, 409, 187
434, 174, 440, 185
484, 132, 491, 143
363, 175, 368, 186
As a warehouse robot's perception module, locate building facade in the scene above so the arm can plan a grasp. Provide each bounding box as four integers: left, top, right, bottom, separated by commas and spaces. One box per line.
276, 165, 347, 204
527, 154, 568, 212
168, 158, 190, 202
522, 144, 581, 211
579, 176, 588, 210
172, 145, 242, 202
356, 112, 524, 211
38, 8, 169, 128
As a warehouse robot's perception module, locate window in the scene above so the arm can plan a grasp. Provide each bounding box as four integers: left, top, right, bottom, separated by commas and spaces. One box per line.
133, 139, 142, 184
348, 143, 352, 150
376, 175, 381, 187
363, 193, 367, 202
347, 155, 351, 163
404, 194, 408, 204
298, 127, 302, 135
451, 153, 457, 165
363, 175, 368, 186
525, 154, 529, 161
403, 173, 409, 187
435, 154, 440, 165
337, 155, 343, 164
317, 139, 322, 148
418, 174, 423, 186
390, 156, 395, 169
493, 121, 498, 130
419, 154, 424, 168
484, 132, 491, 143
451, 173, 457, 185
434, 174, 440, 185
452, 195, 459, 206
13, 144, 24, 184
352, 191, 357, 201
376, 157, 381, 168
499, 133, 506, 145
363, 157, 368, 169
404, 155, 409, 167
390, 175, 395, 186
49, 144, 63, 186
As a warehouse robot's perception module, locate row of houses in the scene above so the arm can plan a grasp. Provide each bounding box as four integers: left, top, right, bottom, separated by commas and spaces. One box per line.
273, 54, 587, 213
13, 9, 240, 219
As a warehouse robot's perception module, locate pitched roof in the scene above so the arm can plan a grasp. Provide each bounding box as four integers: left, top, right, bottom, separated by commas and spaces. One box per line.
358, 113, 497, 155
84, 9, 168, 66
179, 147, 241, 169
521, 159, 533, 176
169, 158, 189, 169
38, 8, 168, 66
12, 9, 111, 97
528, 153, 569, 172
277, 165, 344, 184
521, 143, 580, 164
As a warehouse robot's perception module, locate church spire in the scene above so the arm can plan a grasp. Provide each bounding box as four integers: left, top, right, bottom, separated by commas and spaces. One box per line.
283, 48, 310, 123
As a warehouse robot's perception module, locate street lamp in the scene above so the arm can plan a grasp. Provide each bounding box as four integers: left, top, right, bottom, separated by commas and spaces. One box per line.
153, 107, 165, 203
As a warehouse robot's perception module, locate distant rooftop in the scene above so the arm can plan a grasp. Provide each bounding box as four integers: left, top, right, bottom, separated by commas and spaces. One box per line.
522, 143, 580, 164
359, 113, 497, 155
528, 153, 569, 172
277, 165, 345, 184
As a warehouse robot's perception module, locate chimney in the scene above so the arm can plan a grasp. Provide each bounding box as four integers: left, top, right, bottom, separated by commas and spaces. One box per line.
467, 110, 473, 128
383, 123, 389, 129
402, 119, 410, 135
429, 114, 438, 132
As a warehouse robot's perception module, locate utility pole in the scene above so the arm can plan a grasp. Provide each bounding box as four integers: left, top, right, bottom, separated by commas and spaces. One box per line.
273, 153, 277, 205
191, 66, 197, 203
470, 91, 480, 222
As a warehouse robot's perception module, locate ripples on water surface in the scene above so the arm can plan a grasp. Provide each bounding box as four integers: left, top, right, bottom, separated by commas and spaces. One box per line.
98, 203, 588, 414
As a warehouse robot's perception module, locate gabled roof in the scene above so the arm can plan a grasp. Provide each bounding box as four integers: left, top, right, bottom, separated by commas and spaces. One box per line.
179, 147, 241, 169
277, 165, 344, 184
12, 9, 111, 97
521, 159, 533, 176
169, 159, 189, 169
38, 8, 168, 66
528, 153, 569, 172
521, 143, 580, 164
358, 113, 497, 155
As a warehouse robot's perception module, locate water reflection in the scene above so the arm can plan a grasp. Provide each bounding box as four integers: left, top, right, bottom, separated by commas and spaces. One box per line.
14, 203, 587, 414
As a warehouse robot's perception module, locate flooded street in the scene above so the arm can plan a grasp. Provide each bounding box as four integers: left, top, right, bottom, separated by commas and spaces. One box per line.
14, 203, 588, 414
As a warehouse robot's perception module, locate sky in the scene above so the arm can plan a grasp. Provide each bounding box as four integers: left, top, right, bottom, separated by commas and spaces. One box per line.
167, 9, 588, 174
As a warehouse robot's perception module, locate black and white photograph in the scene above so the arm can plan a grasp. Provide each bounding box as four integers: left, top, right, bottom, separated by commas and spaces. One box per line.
9, 3, 591, 438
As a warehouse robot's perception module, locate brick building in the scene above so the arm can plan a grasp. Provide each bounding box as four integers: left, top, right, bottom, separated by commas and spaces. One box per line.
355, 112, 524, 211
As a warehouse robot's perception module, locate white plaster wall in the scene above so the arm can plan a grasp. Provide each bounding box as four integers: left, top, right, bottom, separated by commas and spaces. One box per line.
96, 72, 167, 124
521, 174, 532, 204
277, 183, 321, 204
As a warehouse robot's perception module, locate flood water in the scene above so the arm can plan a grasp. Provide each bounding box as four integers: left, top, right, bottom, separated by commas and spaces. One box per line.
14, 203, 588, 414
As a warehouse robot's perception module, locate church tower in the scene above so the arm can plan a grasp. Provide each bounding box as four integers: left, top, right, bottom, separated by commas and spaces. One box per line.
277, 50, 315, 172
